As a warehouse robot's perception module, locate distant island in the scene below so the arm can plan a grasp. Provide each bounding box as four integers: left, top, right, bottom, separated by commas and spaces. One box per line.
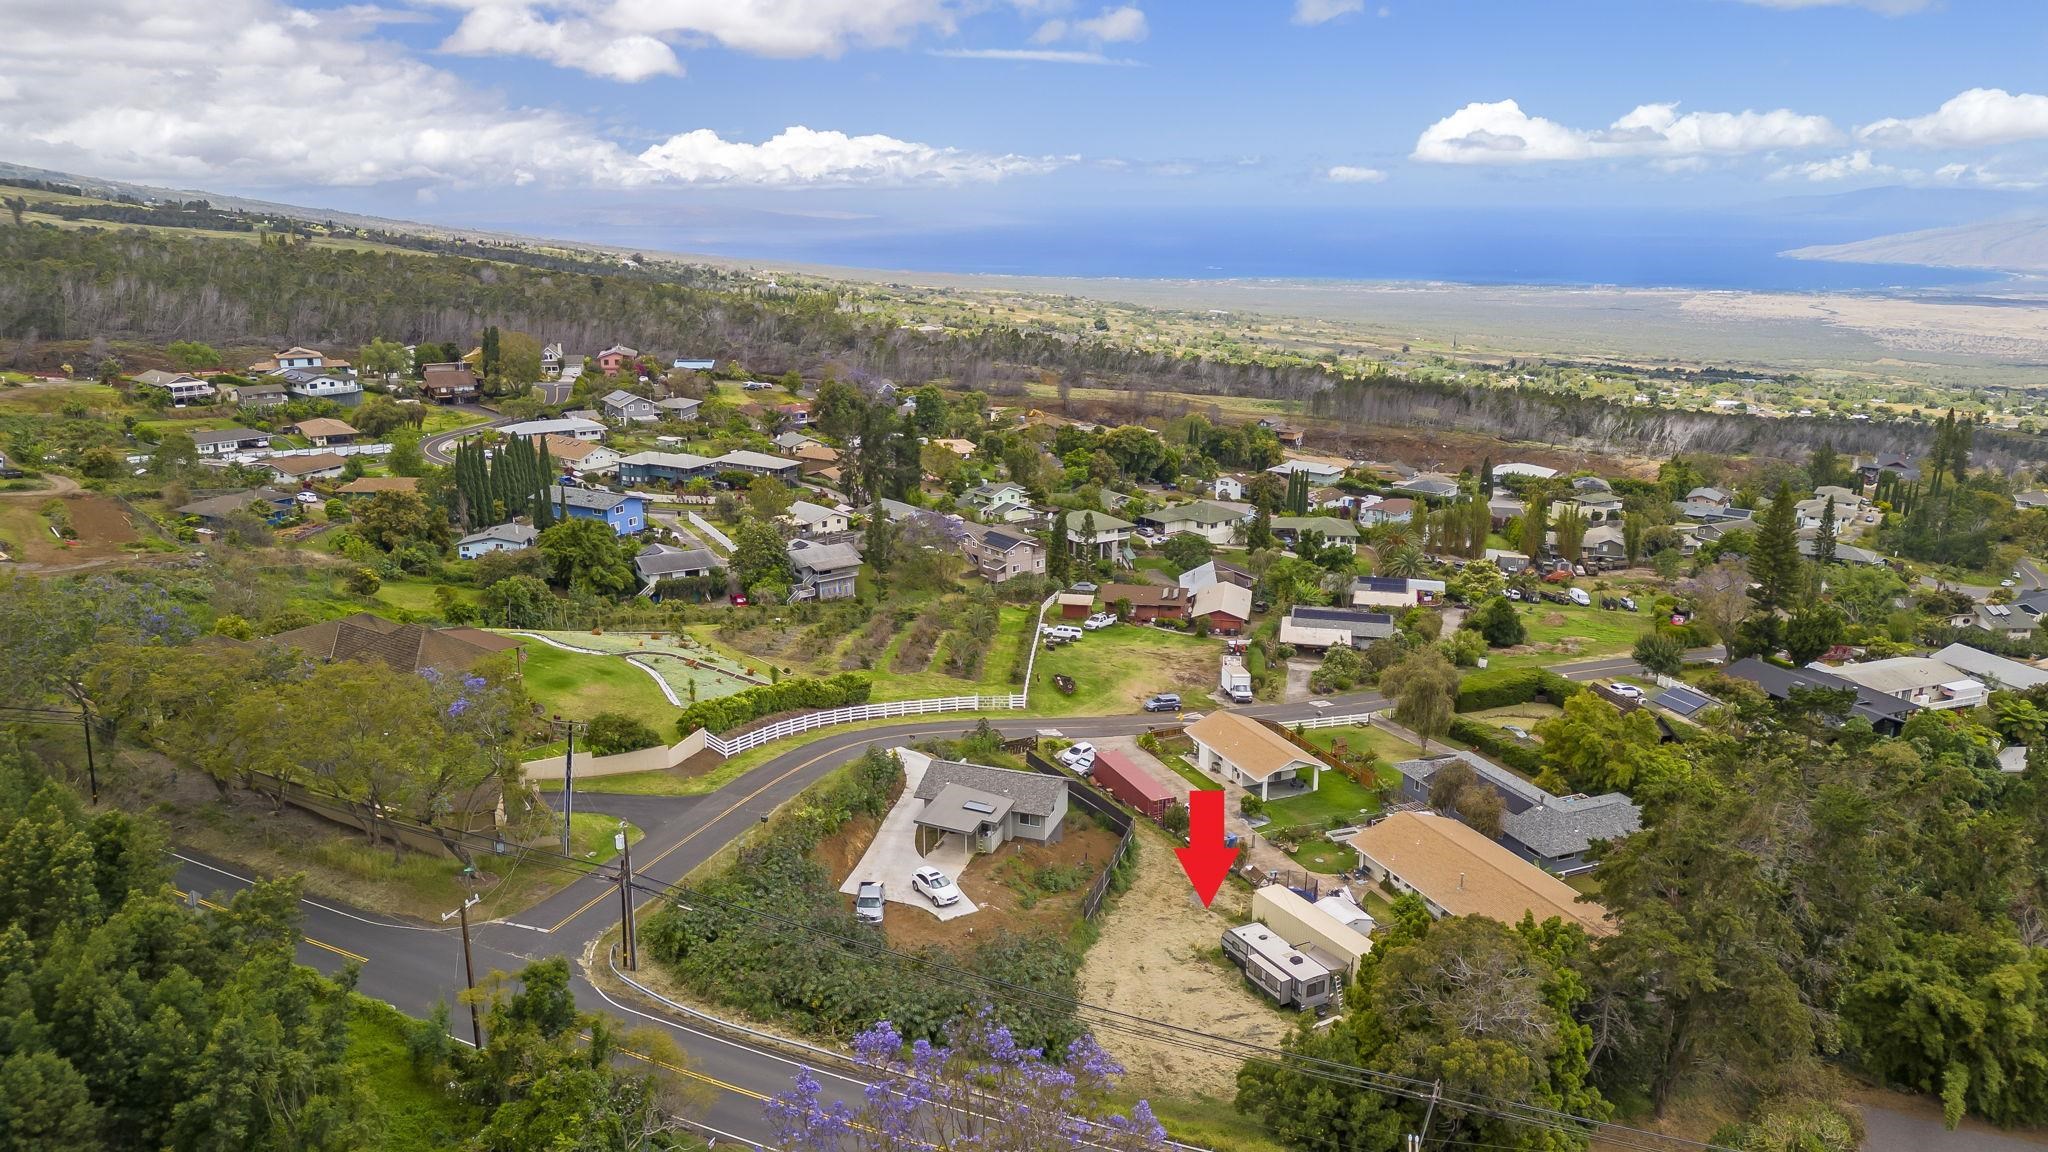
1789, 215, 2048, 275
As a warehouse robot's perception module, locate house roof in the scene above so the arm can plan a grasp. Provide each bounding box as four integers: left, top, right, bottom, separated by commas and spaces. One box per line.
1650, 683, 1716, 718
292, 418, 358, 438
788, 500, 840, 525
421, 363, 476, 391
457, 523, 537, 548
602, 389, 648, 407
917, 783, 1015, 833
914, 759, 1066, 817
787, 538, 863, 574
634, 543, 721, 578
502, 417, 605, 438
1821, 656, 1977, 696
177, 488, 295, 519
265, 612, 522, 675
190, 427, 267, 447
1271, 515, 1359, 539
1723, 657, 1920, 725
977, 528, 1035, 554
1346, 812, 1613, 935
550, 485, 638, 512
1288, 605, 1396, 637
1063, 509, 1135, 534
269, 452, 347, 476
657, 397, 701, 412
1930, 643, 2048, 690
1502, 793, 1642, 860
1687, 487, 1728, 502
1184, 712, 1328, 782
1492, 463, 1558, 479
1365, 498, 1415, 518
542, 435, 609, 463
1395, 475, 1461, 497
619, 449, 713, 472
598, 344, 639, 358
336, 476, 419, 494
134, 369, 203, 387
1102, 583, 1187, 609
1148, 501, 1244, 527
1192, 582, 1253, 621
1397, 751, 1551, 811
1977, 603, 2038, 630
713, 450, 799, 472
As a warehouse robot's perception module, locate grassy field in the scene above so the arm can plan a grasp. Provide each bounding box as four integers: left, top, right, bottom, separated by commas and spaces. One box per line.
514, 640, 684, 726
1259, 769, 1381, 830
1485, 602, 1649, 670
1299, 723, 1431, 766
871, 603, 1034, 701
0, 381, 124, 413
347, 998, 480, 1150
1031, 623, 1220, 714
372, 576, 478, 618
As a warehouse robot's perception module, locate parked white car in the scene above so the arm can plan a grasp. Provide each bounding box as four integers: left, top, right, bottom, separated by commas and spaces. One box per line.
1567, 587, 1592, 607
1057, 741, 1097, 773
1083, 612, 1117, 630
911, 866, 963, 907
1608, 682, 1644, 701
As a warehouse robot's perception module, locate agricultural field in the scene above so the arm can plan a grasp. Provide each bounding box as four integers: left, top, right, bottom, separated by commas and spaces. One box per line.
688, 595, 1032, 704
0, 489, 144, 566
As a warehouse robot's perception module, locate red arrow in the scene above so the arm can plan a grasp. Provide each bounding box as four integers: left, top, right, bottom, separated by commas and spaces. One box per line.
1175, 790, 1236, 907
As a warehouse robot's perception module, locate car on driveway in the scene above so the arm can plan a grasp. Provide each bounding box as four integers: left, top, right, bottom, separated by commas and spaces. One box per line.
854, 881, 886, 924
1143, 693, 1182, 713
911, 866, 962, 907
1083, 612, 1117, 630
1607, 682, 1644, 701
1056, 741, 1097, 773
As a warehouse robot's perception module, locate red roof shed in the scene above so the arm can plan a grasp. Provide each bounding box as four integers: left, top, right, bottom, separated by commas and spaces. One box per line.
1091, 749, 1176, 821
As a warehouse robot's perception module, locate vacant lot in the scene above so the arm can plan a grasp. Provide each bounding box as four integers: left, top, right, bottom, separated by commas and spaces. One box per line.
0, 491, 141, 565
1033, 624, 1220, 714
511, 639, 685, 728
1486, 603, 1648, 669
1078, 824, 1294, 1099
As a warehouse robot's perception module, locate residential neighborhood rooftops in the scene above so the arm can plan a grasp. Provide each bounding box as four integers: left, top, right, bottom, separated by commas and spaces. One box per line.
1651, 683, 1716, 718
264, 612, 522, 675
1147, 501, 1244, 526
713, 450, 799, 472
1398, 751, 1549, 810
502, 417, 605, 439
1346, 812, 1613, 935
1270, 515, 1359, 538
1723, 657, 1920, 727
1822, 656, 1980, 697
1502, 793, 1643, 861
634, 543, 722, 579
1101, 583, 1187, 609
1191, 582, 1253, 621
190, 427, 268, 447
268, 452, 347, 477
1930, 643, 2048, 690
1184, 712, 1327, 782
551, 485, 637, 512
619, 449, 714, 472
787, 538, 863, 572
1063, 509, 1135, 533
291, 418, 358, 439
177, 489, 295, 520
457, 523, 537, 550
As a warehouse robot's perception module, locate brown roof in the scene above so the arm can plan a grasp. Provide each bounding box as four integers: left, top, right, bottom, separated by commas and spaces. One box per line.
292, 417, 358, 438
795, 442, 840, 463
1101, 583, 1187, 609
543, 434, 603, 462
1345, 812, 1614, 936
266, 613, 523, 675
336, 476, 419, 494
422, 363, 478, 393
1183, 711, 1326, 782
269, 452, 347, 477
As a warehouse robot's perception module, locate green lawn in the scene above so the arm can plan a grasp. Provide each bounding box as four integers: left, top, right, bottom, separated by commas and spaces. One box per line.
347, 998, 481, 1150
514, 641, 684, 726
1298, 723, 1429, 767
1259, 769, 1382, 830
1484, 603, 1649, 670
0, 381, 124, 413
371, 576, 477, 618
1030, 623, 1220, 715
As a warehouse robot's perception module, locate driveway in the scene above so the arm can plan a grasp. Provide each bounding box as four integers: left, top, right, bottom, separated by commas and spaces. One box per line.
835, 750, 980, 921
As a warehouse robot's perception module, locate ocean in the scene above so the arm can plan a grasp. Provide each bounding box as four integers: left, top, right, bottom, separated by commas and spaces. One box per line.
633, 206, 2001, 293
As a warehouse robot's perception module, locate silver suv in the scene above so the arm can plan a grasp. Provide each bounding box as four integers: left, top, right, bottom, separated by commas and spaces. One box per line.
855, 881, 885, 924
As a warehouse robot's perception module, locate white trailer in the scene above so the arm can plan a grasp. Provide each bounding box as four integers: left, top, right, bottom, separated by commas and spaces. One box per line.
1219, 653, 1253, 704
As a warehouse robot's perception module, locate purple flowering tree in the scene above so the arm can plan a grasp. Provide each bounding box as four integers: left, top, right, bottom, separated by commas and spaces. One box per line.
768, 1009, 1167, 1152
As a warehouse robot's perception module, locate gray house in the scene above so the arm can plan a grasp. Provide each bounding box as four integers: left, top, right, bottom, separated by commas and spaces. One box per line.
912, 760, 1069, 855
787, 538, 862, 601
1396, 751, 1641, 875
601, 389, 659, 423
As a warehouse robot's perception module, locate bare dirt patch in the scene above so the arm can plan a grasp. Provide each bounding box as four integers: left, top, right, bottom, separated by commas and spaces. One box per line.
879, 821, 1123, 955
1077, 825, 1295, 1099
0, 491, 140, 566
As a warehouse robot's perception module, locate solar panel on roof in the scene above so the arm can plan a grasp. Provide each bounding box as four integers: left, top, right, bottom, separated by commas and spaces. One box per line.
1651, 685, 1712, 717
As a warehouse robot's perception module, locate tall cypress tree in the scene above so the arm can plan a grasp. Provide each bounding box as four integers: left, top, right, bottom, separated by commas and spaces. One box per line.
1813, 498, 1838, 567
1751, 483, 1803, 610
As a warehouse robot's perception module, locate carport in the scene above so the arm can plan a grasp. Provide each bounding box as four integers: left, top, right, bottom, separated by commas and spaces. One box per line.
915, 784, 1012, 856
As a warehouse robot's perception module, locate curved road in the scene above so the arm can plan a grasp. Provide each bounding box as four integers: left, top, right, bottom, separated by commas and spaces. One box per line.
170, 654, 1661, 1145
422, 404, 511, 465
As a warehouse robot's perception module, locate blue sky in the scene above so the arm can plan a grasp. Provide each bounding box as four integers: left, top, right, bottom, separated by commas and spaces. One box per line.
4, 0, 2047, 243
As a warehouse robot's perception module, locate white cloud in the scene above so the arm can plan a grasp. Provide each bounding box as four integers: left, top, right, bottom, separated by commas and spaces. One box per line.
1859, 88, 2048, 149
1732, 0, 1930, 12
1413, 99, 1842, 164
1931, 161, 2047, 192
1324, 165, 1386, 183
0, 0, 1064, 189
1029, 5, 1146, 44
933, 47, 1135, 64
439, 5, 680, 81
1292, 0, 1364, 24
1770, 150, 1896, 181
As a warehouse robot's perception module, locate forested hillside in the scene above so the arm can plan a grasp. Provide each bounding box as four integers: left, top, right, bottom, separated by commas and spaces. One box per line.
3, 223, 2045, 471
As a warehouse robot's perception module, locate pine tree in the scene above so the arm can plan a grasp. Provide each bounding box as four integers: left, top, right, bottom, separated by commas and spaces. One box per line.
1751, 483, 1803, 610
534, 437, 555, 527
1248, 505, 1275, 551
1809, 441, 1840, 490
1813, 497, 1837, 567
481, 325, 502, 379
1478, 456, 1494, 494
1520, 496, 1549, 558
1045, 523, 1070, 585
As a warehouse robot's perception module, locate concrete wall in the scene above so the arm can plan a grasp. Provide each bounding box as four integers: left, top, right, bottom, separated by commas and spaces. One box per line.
522, 726, 708, 781
1252, 884, 1373, 974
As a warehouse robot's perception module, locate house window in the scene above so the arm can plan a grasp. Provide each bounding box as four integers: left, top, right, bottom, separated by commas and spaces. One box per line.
1015, 812, 1044, 828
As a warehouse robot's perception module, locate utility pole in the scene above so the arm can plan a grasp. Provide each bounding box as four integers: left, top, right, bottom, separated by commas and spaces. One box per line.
80, 704, 97, 805
616, 822, 638, 971
1406, 1080, 1443, 1152
440, 892, 483, 1049
549, 715, 586, 856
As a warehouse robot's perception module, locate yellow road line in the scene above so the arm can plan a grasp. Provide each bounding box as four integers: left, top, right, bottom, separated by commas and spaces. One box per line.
546, 735, 864, 933
174, 889, 371, 965
615, 1040, 770, 1102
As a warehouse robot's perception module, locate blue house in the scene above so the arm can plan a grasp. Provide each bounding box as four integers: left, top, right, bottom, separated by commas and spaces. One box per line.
550, 485, 646, 536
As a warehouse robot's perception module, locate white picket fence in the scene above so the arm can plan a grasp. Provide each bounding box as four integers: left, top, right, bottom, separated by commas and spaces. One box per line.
1279, 708, 1384, 731
703, 692, 1029, 758
687, 511, 734, 553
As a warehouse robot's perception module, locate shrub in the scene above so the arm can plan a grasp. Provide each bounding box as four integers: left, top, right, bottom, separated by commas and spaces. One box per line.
344, 566, 382, 596
673, 671, 874, 736
1455, 666, 1583, 713
1448, 716, 1544, 774
585, 711, 666, 756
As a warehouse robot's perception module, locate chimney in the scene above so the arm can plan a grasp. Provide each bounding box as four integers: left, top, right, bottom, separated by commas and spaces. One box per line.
1457, 872, 1466, 891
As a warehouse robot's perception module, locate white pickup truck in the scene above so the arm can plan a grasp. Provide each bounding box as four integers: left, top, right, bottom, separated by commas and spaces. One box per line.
1219, 653, 1254, 704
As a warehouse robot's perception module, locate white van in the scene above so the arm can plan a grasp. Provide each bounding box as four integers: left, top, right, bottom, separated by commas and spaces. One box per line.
1567, 587, 1592, 607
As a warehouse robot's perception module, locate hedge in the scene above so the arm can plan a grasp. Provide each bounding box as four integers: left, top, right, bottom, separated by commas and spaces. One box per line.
673, 671, 872, 737
1455, 667, 1584, 713
1448, 716, 1544, 775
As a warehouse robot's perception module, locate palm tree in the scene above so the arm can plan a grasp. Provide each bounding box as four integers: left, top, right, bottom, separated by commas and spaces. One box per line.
1382, 545, 1426, 579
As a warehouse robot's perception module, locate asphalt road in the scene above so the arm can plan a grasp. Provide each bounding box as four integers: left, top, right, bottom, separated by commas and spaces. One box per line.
421, 404, 510, 465
170, 652, 1671, 1146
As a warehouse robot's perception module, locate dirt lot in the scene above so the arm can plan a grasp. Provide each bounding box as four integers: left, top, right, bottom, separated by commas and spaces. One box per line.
0, 489, 141, 567
1078, 824, 1296, 1099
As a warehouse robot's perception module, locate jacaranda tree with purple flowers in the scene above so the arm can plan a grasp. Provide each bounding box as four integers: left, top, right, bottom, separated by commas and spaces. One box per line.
768, 1008, 1167, 1152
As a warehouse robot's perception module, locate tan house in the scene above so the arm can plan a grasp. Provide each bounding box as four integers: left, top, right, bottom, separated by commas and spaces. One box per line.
1185, 711, 1327, 800
931, 438, 977, 459
290, 417, 359, 447
1345, 811, 1613, 936
963, 526, 1045, 583
544, 434, 621, 476
266, 452, 348, 483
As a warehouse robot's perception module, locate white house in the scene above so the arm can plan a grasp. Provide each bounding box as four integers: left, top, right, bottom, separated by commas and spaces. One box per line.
457, 523, 538, 560
1813, 656, 1988, 712
786, 500, 849, 537
132, 369, 218, 406
501, 417, 606, 442
277, 367, 361, 404
1212, 476, 1245, 501
1184, 711, 1328, 800
1140, 501, 1245, 546
1266, 458, 1346, 483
